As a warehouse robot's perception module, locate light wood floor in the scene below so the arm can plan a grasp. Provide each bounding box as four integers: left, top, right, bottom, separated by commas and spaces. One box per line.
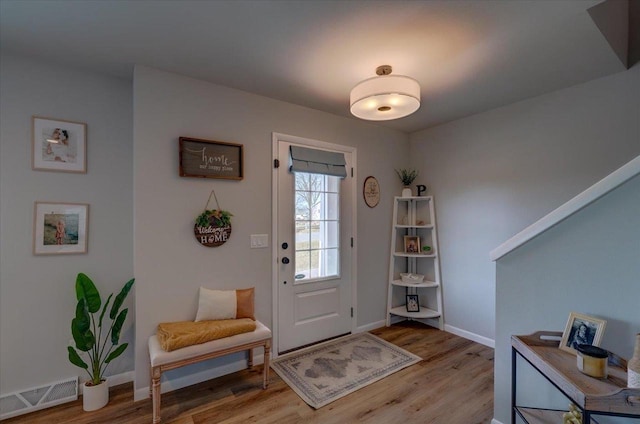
4, 322, 494, 424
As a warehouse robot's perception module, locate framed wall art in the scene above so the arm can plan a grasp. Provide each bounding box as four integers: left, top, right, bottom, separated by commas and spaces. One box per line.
559, 312, 607, 355
33, 202, 89, 255
363, 176, 380, 208
179, 137, 244, 180
32, 116, 87, 173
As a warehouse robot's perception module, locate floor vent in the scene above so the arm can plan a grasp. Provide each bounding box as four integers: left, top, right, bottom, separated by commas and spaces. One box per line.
0, 377, 78, 420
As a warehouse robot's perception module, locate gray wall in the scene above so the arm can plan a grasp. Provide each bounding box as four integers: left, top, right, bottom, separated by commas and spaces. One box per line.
409, 64, 640, 345
132, 66, 409, 398
495, 174, 640, 424
0, 54, 134, 394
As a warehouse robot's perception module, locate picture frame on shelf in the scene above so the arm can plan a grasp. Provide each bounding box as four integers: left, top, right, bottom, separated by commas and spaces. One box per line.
404, 235, 420, 253
559, 312, 607, 355
32, 116, 87, 173
33, 201, 89, 255
406, 295, 420, 312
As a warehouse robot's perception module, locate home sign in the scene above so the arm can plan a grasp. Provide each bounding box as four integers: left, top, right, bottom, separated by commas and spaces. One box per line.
194, 223, 232, 247
179, 137, 243, 180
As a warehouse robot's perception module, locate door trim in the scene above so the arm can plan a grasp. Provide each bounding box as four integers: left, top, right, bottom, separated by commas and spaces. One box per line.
271, 132, 357, 357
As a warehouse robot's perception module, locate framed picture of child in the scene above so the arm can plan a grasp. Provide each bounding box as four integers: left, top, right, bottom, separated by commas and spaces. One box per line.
404, 236, 420, 254
32, 116, 87, 173
33, 202, 89, 255
559, 312, 607, 355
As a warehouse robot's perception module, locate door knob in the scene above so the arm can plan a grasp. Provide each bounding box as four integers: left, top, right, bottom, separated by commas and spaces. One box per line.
282, 257, 290, 264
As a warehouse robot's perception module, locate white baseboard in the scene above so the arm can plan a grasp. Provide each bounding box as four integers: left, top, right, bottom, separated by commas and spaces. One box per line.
355, 320, 386, 333
444, 324, 495, 348
133, 354, 265, 402
491, 419, 504, 424
358, 319, 495, 349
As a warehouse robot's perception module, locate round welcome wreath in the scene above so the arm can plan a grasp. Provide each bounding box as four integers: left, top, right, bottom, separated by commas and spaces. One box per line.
194, 191, 233, 247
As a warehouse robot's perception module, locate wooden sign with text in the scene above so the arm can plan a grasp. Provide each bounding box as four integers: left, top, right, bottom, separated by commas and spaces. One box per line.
179, 137, 243, 180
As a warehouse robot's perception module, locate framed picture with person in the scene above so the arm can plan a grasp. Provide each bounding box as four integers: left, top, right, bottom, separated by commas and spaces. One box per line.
33, 201, 89, 255
559, 312, 607, 355
406, 294, 420, 313
32, 116, 87, 173
404, 236, 420, 254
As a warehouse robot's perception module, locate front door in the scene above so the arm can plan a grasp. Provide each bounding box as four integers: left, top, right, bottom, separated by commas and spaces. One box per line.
274, 134, 354, 353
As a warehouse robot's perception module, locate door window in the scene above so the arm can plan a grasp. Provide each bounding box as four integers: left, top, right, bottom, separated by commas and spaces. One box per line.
294, 172, 340, 282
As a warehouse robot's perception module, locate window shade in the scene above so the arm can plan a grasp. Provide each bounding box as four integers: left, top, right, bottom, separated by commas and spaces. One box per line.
289, 145, 347, 178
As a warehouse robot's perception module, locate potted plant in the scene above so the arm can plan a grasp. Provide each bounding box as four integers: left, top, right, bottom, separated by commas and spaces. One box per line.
395, 168, 418, 197
68, 273, 135, 411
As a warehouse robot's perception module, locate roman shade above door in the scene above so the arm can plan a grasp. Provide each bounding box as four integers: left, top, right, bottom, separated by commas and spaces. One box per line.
289, 145, 347, 178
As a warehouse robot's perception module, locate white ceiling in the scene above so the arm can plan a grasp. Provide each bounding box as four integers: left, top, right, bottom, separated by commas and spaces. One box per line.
0, 0, 625, 133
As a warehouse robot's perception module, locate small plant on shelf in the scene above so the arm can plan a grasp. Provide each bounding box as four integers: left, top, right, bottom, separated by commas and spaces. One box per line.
395, 168, 418, 186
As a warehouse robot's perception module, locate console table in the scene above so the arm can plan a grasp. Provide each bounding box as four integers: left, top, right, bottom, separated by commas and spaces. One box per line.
512, 331, 640, 423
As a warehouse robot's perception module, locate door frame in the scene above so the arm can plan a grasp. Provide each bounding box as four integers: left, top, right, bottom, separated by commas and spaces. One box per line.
271, 132, 357, 357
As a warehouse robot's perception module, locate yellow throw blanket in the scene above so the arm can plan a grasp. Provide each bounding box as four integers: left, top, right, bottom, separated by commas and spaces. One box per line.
157, 318, 256, 352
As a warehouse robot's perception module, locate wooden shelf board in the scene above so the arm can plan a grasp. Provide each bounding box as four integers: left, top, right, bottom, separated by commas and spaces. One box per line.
391, 279, 439, 288
389, 306, 440, 320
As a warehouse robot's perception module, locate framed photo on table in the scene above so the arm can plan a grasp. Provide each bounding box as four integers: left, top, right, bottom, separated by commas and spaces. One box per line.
32, 117, 87, 173
33, 202, 89, 255
559, 312, 607, 355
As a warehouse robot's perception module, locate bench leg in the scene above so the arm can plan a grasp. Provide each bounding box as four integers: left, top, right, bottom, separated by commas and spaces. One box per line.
248, 347, 254, 369
151, 367, 161, 424
263, 339, 271, 389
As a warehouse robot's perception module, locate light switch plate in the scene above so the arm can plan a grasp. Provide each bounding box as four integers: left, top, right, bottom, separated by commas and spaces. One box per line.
250, 234, 268, 248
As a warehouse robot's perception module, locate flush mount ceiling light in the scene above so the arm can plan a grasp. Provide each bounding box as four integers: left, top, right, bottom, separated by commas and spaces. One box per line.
350, 65, 421, 121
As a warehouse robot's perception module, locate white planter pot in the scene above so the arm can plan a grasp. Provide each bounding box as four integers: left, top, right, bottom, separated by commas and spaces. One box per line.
83, 380, 108, 411
402, 187, 412, 197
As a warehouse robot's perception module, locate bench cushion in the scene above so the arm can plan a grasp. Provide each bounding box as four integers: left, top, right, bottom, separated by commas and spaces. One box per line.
149, 320, 271, 367
157, 318, 256, 352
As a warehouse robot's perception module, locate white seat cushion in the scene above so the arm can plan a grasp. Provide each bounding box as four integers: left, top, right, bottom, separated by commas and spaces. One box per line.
149, 320, 271, 367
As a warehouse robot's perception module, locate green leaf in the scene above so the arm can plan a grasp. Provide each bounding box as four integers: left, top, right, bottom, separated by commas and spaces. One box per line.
111, 309, 128, 345
74, 299, 90, 333
98, 294, 113, 329
71, 298, 94, 351
75, 273, 101, 314
72, 318, 94, 351
110, 279, 134, 320
67, 346, 88, 369
105, 343, 128, 364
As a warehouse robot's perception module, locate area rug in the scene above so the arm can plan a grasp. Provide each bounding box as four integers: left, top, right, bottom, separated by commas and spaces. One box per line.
270, 332, 422, 409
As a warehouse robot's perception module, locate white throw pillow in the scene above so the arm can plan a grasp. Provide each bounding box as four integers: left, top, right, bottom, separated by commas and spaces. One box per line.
194, 287, 237, 321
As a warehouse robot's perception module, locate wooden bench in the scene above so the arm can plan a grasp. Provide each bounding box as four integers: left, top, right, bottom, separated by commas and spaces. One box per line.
148, 320, 272, 423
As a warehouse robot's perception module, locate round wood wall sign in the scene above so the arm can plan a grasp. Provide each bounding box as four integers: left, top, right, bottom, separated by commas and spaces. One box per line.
194, 223, 232, 247
194, 209, 233, 247
363, 176, 380, 208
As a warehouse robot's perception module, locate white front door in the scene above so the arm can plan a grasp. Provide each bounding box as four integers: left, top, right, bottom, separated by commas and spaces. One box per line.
273, 134, 354, 353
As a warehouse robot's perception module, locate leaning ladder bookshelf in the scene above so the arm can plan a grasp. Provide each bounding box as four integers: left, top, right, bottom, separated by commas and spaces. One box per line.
386, 196, 444, 329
